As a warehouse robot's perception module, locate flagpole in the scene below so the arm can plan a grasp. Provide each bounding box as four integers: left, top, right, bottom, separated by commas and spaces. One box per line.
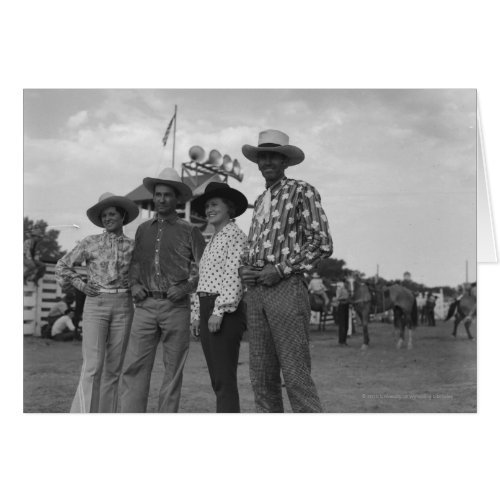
172, 105, 177, 169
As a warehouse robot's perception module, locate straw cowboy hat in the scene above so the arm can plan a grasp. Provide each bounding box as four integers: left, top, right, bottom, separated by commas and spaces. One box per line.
242, 129, 305, 166
143, 167, 192, 203
87, 192, 139, 228
191, 182, 248, 218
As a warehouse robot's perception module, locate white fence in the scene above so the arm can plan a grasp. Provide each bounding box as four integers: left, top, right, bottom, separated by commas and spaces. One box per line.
23, 263, 86, 336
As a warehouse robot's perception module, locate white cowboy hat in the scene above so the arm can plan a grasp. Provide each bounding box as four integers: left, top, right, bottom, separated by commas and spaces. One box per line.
143, 167, 193, 203
242, 129, 305, 166
87, 192, 139, 228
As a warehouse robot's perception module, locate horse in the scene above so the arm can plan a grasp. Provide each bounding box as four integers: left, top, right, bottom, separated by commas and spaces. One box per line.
345, 277, 371, 348
445, 285, 476, 339
346, 277, 418, 349
309, 293, 331, 331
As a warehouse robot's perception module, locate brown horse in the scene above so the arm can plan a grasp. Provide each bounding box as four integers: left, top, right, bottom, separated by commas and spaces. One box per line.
445, 286, 476, 339
346, 278, 418, 349
309, 293, 332, 331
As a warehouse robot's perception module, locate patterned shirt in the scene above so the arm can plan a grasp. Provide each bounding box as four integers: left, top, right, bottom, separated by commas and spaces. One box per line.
247, 177, 333, 276
129, 213, 206, 295
192, 222, 247, 320
56, 232, 134, 292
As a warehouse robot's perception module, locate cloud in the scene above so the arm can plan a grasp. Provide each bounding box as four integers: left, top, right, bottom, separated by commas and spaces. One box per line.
67, 110, 89, 129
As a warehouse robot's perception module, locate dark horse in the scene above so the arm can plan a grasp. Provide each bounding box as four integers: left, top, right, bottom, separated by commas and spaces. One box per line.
309, 293, 331, 331
346, 277, 418, 349
445, 285, 476, 339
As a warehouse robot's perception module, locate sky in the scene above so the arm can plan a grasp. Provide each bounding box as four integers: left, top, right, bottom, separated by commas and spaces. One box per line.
23, 89, 477, 287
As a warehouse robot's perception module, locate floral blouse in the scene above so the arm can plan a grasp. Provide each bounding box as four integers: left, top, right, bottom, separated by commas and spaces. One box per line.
192, 222, 247, 320
56, 232, 134, 292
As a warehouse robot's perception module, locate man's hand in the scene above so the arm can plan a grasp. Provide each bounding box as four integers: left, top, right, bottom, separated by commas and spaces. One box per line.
238, 266, 261, 286
257, 264, 282, 287
191, 318, 200, 337
167, 285, 185, 302
131, 284, 147, 303
83, 282, 101, 297
208, 314, 223, 333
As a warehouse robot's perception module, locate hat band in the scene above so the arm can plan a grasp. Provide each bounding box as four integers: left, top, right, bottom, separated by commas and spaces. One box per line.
258, 142, 283, 147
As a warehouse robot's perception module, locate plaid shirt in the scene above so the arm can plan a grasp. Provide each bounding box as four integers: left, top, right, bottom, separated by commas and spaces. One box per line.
247, 177, 333, 276
129, 213, 206, 295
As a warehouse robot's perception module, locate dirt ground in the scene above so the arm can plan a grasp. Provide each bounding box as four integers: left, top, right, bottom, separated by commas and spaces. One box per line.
23, 319, 476, 413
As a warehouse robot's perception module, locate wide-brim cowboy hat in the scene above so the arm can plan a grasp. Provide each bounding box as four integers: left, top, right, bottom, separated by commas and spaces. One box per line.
143, 167, 192, 203
191, 182, 248, 218
87, 192, 139, 228
242, 129, 305, 166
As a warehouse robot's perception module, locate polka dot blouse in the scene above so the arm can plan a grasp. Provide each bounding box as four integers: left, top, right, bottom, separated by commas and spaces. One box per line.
192, 221, 247, 320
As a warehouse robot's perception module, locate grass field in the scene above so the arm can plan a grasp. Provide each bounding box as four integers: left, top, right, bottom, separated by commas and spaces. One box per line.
23, 319, 476, 413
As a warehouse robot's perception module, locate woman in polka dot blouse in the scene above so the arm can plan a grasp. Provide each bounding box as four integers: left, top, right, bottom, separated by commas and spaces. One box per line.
191, 182, 249, 413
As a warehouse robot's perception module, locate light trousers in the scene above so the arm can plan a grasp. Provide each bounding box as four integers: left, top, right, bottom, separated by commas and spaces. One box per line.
120, 296, 191, 413
70, 292, 133, 413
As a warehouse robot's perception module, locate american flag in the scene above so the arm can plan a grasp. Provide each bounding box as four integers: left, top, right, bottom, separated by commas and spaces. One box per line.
162, 112, 176, 146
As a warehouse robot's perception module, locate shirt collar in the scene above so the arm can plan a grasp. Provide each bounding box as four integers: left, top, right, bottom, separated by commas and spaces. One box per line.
262, 177, 287, 198
151, 212, 179, 225
103, 231, 124, 241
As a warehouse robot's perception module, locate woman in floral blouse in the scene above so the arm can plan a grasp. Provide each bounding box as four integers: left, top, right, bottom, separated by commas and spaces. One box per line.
56, 192, 139, 413
191, 182, 248, 413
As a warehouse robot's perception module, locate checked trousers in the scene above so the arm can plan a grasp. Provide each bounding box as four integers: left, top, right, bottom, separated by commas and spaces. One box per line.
245, 275, 323, 413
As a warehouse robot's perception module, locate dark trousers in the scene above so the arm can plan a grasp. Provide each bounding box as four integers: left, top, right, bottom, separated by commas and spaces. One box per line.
199, 296, 245, 413
73, 289, 86, 329
337, 302, 349, 344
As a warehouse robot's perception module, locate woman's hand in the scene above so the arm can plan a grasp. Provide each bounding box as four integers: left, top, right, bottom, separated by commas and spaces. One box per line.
83, 283, 101, 297
191, 318, 200, 338
208, 314, 223, 333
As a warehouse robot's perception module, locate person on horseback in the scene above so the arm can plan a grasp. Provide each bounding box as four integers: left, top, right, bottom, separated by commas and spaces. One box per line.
308, 271, 330, 312
23, 225, 46, 286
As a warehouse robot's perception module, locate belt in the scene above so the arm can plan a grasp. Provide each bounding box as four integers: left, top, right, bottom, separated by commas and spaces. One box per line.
198, 292, 219, 298
145, 291, 169, 299
99, 288, 130, 294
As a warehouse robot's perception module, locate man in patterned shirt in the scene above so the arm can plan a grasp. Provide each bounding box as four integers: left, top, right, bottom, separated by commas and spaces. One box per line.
239, 129, 333, 412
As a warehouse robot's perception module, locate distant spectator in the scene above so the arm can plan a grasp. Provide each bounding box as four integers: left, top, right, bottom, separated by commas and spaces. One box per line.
51, 309, 80, 341
23, 225, 46, 286
336, 280, 350, 345
425, 292, 436, 327
46, 295, 74, 329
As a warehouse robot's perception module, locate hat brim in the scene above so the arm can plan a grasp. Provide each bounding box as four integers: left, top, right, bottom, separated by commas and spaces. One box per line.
87, 196, 139, 228
241, 144, 305, 166
191, 187, 248, 218
142, 177, 192, 203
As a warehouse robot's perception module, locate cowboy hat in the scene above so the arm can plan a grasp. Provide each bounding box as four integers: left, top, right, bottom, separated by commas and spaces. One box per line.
242, 129, 305, 166
86, 192, 139, 228
143, 167, 192, 203
191, 182, 248, 218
